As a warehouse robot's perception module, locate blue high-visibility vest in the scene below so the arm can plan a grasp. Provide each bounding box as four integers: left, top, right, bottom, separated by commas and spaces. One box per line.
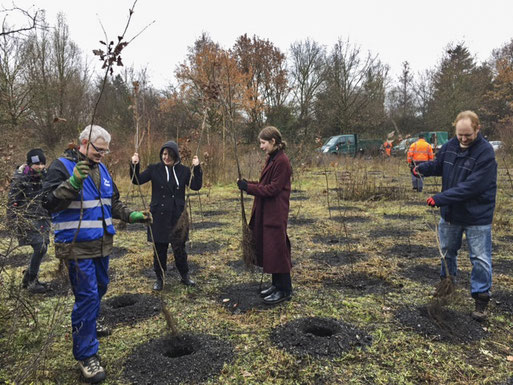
52, 158, 116, 243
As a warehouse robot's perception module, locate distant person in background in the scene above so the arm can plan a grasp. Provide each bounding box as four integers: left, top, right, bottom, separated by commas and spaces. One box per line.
130, 141, 202, 291
43, 125, 151, 384
413, 111, 497, 322
407, 134, 433, 192
382, 141, 392, 157
7, 148, 51, 293
237, 126, 293, 305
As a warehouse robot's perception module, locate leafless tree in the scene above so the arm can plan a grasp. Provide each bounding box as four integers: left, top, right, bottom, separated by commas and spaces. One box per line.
289, 38, 326, 138
0, 3, 42, 37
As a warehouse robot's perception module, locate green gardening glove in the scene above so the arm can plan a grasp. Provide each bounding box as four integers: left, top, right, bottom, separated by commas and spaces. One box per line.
129, 210, 152, 224
69, 161, 91, 189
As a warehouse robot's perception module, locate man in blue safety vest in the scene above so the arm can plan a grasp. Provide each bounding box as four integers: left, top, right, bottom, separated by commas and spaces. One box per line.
43, 125, 151, 384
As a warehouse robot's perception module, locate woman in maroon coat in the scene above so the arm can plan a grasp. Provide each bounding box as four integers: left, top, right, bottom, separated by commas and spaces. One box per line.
238, 126, 292, 304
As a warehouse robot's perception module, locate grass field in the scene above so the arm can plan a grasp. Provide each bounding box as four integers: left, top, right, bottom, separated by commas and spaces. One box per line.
1, 156, 512, 385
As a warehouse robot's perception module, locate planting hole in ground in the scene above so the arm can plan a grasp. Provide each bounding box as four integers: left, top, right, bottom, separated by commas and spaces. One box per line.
305, 326, 334, 337
164, 345, 195, 358
110, 296, 137, 309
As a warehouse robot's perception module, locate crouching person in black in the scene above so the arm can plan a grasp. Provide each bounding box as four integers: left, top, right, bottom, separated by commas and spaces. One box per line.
7, 148, 51, 293
130, 140, 202, 290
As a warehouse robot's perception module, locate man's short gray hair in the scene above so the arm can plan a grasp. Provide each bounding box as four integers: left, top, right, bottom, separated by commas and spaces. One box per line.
79, 125, 111, 144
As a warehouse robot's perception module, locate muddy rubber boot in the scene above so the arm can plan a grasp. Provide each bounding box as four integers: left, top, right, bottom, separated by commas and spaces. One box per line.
25, 273, 47, 294
472, 293, 490, 322
78, 354, 106, 383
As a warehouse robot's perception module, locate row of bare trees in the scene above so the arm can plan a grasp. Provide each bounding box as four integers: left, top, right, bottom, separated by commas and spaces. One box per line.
1, 10, 513, 162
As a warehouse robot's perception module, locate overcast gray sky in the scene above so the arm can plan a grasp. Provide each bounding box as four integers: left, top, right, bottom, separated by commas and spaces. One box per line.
4, 0, 513, 88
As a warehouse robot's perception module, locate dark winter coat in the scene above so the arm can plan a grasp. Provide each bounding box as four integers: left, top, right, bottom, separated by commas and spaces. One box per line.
7, 165, 50, 245
130, 141, 202, 243
43, 147, 133, 259
246, 150, 292, 273
417, 134, 497, 225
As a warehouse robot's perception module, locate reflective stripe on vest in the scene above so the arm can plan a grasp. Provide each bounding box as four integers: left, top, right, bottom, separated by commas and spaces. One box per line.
52, 158, 116, 243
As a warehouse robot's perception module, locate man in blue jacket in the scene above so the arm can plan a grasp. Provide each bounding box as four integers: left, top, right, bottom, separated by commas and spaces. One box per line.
413, 111, 497, 322
43, 125, 151, 384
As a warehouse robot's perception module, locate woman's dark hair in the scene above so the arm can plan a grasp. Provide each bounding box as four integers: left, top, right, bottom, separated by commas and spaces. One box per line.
258, 126, 287, 150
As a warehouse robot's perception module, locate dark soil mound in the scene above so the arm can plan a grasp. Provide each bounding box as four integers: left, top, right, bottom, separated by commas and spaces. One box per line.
330, 215, 370, 224
123, 333, 233, 385
289, 217, 317, 226
312, 235, 359, 245
370, 227, 413, 238
186, 241, 223, 255
385, 243, 439, 259
41, 274, 71, 298
218, 281, 272, 314
311, 250, 367, 267
324, 271, 395, 293
270, 317, 372, 358
191, 221, 226, 230
394, 305, 487, 343
491, 290, 513, 314
110, 246, 129, 260
383, 213, 422, 221
196, 209, 230, 217
99, 293, 160, 327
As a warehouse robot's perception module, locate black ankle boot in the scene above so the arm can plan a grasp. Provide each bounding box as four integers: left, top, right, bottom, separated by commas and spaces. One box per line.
153, 278, 163, 291
180, 274, 195, 286
259, 285, 276, 297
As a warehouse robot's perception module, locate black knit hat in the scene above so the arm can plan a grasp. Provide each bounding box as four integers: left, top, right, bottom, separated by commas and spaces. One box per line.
26, 148, 46, 165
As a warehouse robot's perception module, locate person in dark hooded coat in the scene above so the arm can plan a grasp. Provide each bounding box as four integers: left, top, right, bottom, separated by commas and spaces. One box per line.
130, 141, 202, 290
7, 148, 51, 293
237, 126, 293, 305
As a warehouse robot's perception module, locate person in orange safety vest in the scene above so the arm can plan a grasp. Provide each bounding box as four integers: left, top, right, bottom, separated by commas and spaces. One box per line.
407, 134, 433, 192
382, 141, 392, 157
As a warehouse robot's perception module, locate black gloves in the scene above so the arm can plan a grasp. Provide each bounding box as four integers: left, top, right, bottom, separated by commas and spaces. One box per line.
237, 179, 248, 191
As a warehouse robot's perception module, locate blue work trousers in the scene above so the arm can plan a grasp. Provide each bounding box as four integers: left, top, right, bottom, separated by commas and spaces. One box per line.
68, 256, 110, 361
438, 218, 492, 295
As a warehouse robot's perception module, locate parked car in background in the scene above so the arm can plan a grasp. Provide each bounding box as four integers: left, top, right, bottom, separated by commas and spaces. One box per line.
391, 137, 418, 156
392, 131, 449, 156
489, 140, 503, 152
320, 134, 382, 156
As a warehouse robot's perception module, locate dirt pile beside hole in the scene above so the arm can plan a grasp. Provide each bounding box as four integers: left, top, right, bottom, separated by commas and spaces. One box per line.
100, 293, 160, 327
123, 333, 233, 385
271, 317, 372, 358
394, 305, 487, 343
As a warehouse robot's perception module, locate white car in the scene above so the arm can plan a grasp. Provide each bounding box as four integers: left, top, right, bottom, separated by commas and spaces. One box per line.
489, 140, 503, 152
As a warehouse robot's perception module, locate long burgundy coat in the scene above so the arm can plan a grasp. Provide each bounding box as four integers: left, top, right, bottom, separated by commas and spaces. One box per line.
246, 150, 292, 273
